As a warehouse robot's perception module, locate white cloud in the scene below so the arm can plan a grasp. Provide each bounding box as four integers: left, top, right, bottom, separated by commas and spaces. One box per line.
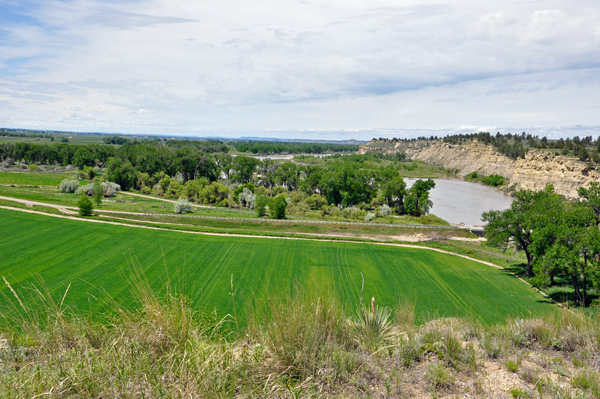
0, 0, 598, 139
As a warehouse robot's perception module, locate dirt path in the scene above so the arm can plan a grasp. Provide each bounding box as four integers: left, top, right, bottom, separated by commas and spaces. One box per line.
0, 196, 152, 215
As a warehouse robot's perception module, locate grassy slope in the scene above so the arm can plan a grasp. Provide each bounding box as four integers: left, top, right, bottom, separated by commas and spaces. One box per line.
0, 209, 555, 325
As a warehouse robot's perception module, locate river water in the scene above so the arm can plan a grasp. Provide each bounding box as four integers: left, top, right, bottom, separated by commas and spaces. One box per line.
406, 178, 513, 226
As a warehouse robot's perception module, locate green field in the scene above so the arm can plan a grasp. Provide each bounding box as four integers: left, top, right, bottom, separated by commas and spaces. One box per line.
0, 209, 555, 324
0, 171, 84, 186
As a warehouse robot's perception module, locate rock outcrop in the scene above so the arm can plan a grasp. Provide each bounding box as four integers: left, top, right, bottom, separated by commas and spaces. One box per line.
511, 151, 600, 197
357, 139, 430, 158
357, 139, 600, 198
410, 141, 515, 179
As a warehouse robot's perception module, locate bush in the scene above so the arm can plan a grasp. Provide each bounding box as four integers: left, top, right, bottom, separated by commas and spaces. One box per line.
58, 179, 80, 193
269, 195, 287, 219
174, 199, 193, 214
238, 188, 256, 209
364, 212, 375, 222
379, 204, 391, 217
102, 181, 121, 197
28, 164, 39, 171
77, 195, 94, 216
506, 360, 519, 372
78, 166, 96, 180
306, 194, 328, 210
76, 183, 94, 196
481, 174, 505, 187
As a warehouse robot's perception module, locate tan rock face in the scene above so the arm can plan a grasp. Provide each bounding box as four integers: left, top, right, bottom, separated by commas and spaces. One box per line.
511, 151, 600, 198
410, 141, 515, 178
358, 139, 600, 198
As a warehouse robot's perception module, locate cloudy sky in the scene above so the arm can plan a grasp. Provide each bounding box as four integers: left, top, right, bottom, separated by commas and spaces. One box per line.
1, 0, 599, 140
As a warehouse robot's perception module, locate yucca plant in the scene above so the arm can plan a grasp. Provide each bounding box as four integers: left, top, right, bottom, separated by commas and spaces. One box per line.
351, 298, 394, 352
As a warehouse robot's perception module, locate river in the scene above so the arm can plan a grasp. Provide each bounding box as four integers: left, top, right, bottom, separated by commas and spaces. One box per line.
406, 178, 513, 226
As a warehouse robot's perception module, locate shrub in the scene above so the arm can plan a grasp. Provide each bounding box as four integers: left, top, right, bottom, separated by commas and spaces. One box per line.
198, 182, 229, 205
78, 166, 96, 180
506, 360, 519, 372
76, 183, 94, 196
269, 195, 287, 219
102, 181, 121, 197
481, 174, 506, 187
174, 199, 193, 214
238, 188, 256, 209
77, 195, 94, 216
28, 164, 39, 171
364, 212, 375, 222
58, 179, 80, 193
379, 204, 391, 217
305, 194, 328, 210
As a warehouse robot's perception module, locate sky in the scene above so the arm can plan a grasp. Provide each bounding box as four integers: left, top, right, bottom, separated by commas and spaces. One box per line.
0, 0, 599, 140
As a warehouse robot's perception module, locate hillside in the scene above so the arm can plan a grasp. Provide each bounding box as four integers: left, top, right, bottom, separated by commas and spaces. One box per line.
359, 139, 600, 198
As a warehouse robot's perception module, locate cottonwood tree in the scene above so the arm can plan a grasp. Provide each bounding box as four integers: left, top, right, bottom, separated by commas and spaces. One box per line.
381, 176, 407, 213
404, 179, 435, 217
535, 204, 596, 306
483, 189, 553, 277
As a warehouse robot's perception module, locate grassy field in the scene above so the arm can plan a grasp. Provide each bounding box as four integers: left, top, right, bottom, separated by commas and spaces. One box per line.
0, 171, 84, 186
0, 133, 114, 145
0, 208, 555, 325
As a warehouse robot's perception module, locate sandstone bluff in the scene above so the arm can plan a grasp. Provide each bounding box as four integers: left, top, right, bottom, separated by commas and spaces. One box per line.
359, 139, 600, 198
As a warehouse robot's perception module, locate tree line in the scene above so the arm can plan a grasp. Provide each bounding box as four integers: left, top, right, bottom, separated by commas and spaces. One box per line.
483, 183, 600, 307
230, 141, 359, 154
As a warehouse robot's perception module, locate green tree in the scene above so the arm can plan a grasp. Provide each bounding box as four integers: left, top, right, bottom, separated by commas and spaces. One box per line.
92, 182, 103, 206
269, 195, 287, 219
77, 195, 94, 216
255, 194, 269, 217
535, 204, 596, 306
232, 156, 260, 184
483, 189, 550, 277
405, 179, 435, 216
105, 157, 137, 190
578, 182, 600, 225
381, 176, 407, 213
321, 166, 374, 207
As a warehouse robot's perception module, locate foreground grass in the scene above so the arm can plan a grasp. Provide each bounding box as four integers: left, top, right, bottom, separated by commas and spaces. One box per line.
0, 208, 555, 325
0, 277, 598, 398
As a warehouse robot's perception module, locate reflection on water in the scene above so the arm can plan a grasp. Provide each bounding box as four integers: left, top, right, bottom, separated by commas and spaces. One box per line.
406, 178, 513, 226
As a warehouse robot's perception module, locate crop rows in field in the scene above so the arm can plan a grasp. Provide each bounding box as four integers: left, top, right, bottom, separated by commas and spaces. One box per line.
0, 208, 555, 324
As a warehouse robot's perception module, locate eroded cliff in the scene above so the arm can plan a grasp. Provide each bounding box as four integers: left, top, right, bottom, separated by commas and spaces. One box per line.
357, 140, 600, 198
